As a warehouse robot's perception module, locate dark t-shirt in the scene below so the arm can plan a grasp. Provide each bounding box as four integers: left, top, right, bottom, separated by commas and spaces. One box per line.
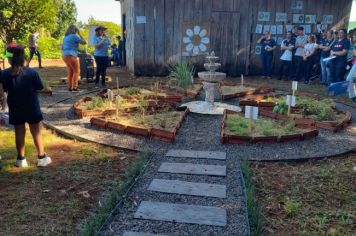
0, 68, 43, 124
320, 38, 334, 58
331, 38, 350, 62
260, 38, 277, 56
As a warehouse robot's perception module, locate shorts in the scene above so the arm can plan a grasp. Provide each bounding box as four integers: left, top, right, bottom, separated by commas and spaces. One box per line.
9, 112, 43, 125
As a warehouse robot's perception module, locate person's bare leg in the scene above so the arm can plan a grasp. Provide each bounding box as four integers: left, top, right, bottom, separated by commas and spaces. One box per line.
29, 122, 44, 156
14, 124, 26, 157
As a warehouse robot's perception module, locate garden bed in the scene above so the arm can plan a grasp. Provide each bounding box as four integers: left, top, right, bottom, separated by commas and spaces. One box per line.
221, 110, 318, 144
264, 96, 352, 132
219, 82, 274, 100
239, 94, 285, 110
90, 108, 189, 142
157, 83, 203, 99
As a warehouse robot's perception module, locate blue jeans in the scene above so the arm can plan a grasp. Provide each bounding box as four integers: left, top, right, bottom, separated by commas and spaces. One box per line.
261, 54, 273, 77
346, 63, 356, 98
303, 57, 314, 83
94, 56, 108, 85
329, 59, 347, 83
294, 56, 304, 81
320, 57, 331, 84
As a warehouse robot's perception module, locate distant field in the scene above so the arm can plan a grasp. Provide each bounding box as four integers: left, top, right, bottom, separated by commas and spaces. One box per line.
349, 21, 356, 30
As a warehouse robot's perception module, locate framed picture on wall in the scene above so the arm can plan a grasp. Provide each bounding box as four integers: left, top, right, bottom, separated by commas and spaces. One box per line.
276, 12, 288, 22
305, 15, 316, 24
322, 15, 334, 24
255, 45, 262, 55
291, 1, 303, 10
258, 12, 271, 22
293, 14, 304, 24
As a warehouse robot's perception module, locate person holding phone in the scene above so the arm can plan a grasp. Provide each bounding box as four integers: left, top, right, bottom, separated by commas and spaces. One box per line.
257, 31, 276, 79
93, 26, 111, 88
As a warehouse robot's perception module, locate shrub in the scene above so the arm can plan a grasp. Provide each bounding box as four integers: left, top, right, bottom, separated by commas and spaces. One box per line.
169, 60, 195, 89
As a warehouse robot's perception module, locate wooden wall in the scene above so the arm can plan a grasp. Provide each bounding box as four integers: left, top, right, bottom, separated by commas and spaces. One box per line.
120, 0, 352, 76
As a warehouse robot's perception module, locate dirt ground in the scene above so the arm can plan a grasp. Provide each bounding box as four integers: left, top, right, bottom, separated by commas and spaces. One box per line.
0, 127, 138, 235
251, 153, 356, 236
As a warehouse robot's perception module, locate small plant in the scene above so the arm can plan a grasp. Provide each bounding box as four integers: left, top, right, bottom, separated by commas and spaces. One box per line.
125, 87, 141, 96
85, 97, 105, 110
135, 94, 148, 123
226, 115, 249, 135
168, 60, 195, 89
298, 96, 337, 121
283, 200, 301, 216
273, 99, 288, 115
313, 214, 328, 229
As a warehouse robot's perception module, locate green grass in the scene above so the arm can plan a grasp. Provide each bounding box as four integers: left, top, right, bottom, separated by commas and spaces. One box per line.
240, 159, 263, 236
77, 152, 151, 236
348, 21, 356, 31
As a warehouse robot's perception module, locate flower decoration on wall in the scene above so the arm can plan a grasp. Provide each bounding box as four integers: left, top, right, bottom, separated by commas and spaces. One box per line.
182, 25, 210, 56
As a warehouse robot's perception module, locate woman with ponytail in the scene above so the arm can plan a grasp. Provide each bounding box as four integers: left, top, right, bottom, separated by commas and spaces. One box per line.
0, 44, 51, 167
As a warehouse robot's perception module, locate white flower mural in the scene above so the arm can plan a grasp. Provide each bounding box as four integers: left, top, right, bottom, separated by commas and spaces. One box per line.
182, 25, 210, 56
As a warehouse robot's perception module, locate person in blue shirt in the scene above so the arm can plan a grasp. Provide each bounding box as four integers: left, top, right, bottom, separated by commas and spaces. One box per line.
93, 26, 111, 88
257, 31, 277, 78
62, 25, 86, 92
318, 30, 335, 85
0, 44, 51, 167
329, 29, 350, 82
278, 31, 295, 80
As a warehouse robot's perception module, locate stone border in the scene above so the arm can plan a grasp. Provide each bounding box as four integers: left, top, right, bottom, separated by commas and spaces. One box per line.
90, 108, 190, 143
221, 110, 319, 144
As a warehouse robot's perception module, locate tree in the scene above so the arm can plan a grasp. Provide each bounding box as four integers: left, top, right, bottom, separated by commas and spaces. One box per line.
52, 0, 77, 39
0, 0, 58, 43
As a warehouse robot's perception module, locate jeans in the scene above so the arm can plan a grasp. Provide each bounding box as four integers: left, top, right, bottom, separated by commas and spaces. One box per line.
62, 56, 79, 89
294, 55, 303, 81
329, 59, 347, 83
279, 60, 292, 79
261, 53, 273, 77
303, 57, 314, 83
320, 57, 331, 84
28, 47, 42, 67
346, 63, 356, 98
94, 56, 108, 85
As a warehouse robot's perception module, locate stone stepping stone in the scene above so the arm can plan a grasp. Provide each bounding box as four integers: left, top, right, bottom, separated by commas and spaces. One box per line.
123, 231, 167, 236
166, 149, 226, 160
148, 179, 226, 198
134, 201, 227, 227
158, 162, 226, 177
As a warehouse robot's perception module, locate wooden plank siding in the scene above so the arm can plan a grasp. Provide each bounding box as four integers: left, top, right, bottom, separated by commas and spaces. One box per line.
119, 0, 353, 77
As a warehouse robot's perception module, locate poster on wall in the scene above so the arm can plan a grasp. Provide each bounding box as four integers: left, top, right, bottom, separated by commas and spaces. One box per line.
136, 16, 146, 24
322, 15, 334, 24
258, 11, 271, 22
181, 21, 210, 57
277, 25, 284, 35
263, 25, 270, 33
305, 15, 316, 24
276, 12, 288, 22
286, 24, 293, 32
270, 25, 277, 35
293, 14, 304, 24
256, 24, 263, 34
291, 1, 303, 10
304, 25, 312, 34
255, 45, 262, 55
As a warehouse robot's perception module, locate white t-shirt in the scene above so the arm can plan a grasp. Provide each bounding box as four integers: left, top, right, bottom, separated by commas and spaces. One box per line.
295, 35, 308, 56
280, 40, 294, 61
304, 43, 318, 57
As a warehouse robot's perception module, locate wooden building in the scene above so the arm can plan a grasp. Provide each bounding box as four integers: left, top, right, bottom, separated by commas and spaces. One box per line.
118, 0, 353, 76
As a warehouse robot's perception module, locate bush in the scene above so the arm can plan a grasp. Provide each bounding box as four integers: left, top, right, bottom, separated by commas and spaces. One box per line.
37, 37, 62, 59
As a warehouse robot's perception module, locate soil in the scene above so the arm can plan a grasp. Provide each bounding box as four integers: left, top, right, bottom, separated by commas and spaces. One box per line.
0, 127, 138, 235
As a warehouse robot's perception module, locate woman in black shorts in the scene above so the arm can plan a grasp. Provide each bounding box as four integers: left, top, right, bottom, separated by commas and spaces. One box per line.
0, 44, 51, 167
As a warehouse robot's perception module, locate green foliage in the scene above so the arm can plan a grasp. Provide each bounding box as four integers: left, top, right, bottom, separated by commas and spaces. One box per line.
297, 97, 337, 121
135, 94, 148, 122
273, 99, 288, 115
283, 200, 301, 216
125, 87, 142, 96
85, 97, 105, 110
239, 159, 263, 236
37, 37, 62, 59
52, 0, 77, 39
169, 60, 195, 89
226, 115, 249, 135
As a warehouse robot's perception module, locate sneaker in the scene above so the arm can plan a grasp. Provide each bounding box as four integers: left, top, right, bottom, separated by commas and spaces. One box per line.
15, 158, 28, 168
37, 154, 52, 167
68, 88, 73, 92
72, 88, 80, 93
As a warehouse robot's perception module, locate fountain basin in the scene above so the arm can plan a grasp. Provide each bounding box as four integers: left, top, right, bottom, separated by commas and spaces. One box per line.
204, 63, 221, 72
180, 101, 241, 115
198, 71, 226, 83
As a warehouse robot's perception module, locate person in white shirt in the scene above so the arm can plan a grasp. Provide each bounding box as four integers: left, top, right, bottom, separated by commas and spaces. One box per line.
303, 34, 318, 84
293, 26, 308, 81
278, 31, 295, 80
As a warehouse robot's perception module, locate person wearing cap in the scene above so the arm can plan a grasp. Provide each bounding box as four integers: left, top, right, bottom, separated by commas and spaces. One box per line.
0, 44, 52, 167
293, 26, 308, 81
329, 29, 350, 82
62, 25, 87, 92
257, 31, 277, 79
26, 30, 43, 69
93, 26, 111, 88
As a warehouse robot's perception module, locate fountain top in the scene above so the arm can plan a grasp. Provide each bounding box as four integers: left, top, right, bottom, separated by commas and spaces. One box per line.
206, 51, 219, 62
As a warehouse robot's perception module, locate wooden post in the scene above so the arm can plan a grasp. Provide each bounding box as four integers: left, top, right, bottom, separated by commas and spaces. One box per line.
116, 77, 119, 90
116, 96, 120, 118
241, 74, 244, 87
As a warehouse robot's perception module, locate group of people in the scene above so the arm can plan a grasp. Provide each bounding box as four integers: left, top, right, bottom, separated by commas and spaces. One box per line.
259, 26, 356, 102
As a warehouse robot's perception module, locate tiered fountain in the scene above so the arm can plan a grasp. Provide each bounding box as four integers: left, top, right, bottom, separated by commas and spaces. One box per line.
181, 52, 241, 115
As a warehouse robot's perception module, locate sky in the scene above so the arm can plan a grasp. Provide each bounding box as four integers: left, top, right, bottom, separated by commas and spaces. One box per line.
74, 0, 121, 25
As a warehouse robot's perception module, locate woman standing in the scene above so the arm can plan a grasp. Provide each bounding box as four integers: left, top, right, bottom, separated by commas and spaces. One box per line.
0, 44, 51, 167
258, 31, 277, 79
329, 29, 350, 83
303, 35, 318, 84
319, 30, 334, 85
62, 25, 86, 92
93, 26, 111, 88
278, 31, 295, 80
